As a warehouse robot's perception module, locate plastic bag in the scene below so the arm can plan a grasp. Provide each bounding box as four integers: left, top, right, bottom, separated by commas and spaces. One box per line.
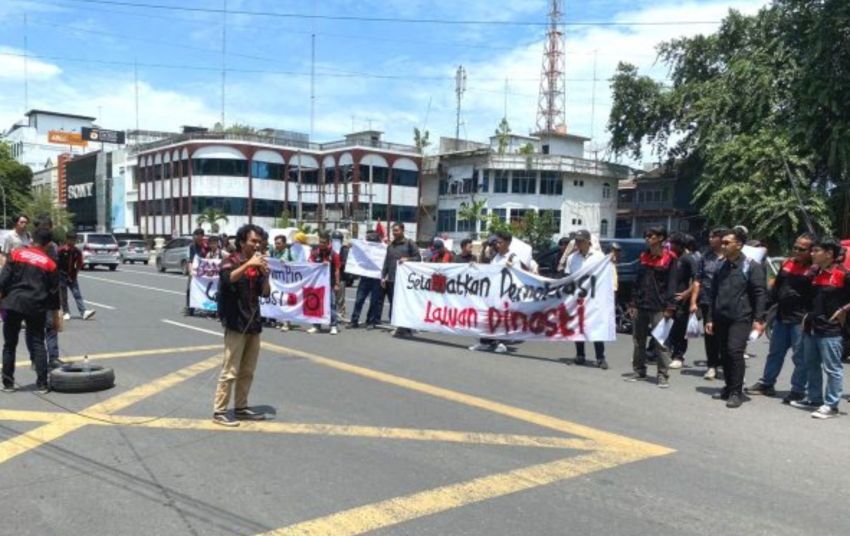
651, 318, 674, 345
686, 312, 703, 338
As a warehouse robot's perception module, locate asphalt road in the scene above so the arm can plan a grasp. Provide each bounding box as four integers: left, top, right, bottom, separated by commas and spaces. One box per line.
0, 263, 848, 536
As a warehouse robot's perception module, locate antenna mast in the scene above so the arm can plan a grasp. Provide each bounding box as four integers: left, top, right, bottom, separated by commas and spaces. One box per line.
535, 0, 566, 133
454, 65, 467, 150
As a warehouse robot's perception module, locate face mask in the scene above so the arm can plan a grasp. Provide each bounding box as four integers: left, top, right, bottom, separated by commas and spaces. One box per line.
332, 239, 342, 254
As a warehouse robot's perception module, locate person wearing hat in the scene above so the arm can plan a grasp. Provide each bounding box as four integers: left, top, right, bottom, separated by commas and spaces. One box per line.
430, 238, 454, 263
563, 230, 609, 369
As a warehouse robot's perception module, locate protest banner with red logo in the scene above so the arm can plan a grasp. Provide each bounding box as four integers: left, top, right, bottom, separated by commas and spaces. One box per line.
189, 258, 222, 312
391, 256, 616, 341
259, 258, 331, 324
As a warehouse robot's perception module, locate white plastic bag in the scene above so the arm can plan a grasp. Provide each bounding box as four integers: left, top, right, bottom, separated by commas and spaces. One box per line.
686, 312, 703, 338
651, 317, 674, 345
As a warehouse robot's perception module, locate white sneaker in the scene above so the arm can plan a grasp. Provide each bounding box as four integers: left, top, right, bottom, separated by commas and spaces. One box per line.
279, 322, 290, 331
494, 343, 508, 354
669, 360, 683, 369
703, 367, 716, 380
306, 327, 318, 334
811, 405, 838, 419
468, 343, 488, 352
82, 310, 95, 320
330, 326, 338, 335
62, 313, 71, 321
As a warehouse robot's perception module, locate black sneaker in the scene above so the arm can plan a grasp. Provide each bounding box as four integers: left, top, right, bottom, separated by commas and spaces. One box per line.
789, 399, 821, 409
366, 324, 375, 330
234, 408, 266, 421
713, 388, 730, 401
597, 360, 609, 370
745, 382, 776, 396
726, 393, 744, 408
574, 356, 587, 365
657, 376, 670, 389
34, 384, 50, 394
2, 384, 16, 393
623, 372, 647, 382
212, 413, 240, 427
349, 322, 360, 329
782, 391, 805, 405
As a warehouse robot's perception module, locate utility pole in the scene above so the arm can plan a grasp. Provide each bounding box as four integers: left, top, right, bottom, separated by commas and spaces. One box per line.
310, 0, 316, 139
134, 58, 140, 131
455, 65, 466, 150
220, 0, 227, 128
590, 49, 598, 141
23, 14, 28, 113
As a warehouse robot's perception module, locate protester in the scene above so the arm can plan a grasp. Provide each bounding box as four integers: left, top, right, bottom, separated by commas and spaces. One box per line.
556, 232, 578, 275
2, 214, 31, 255
690, 227, 727, 380
430, 238, 454, 263
565, 230, 609, 369
184, 228, 208, 316
206, 236, 224, 260
609, 242, 622, 293
705, 227, 767, 408
349, 230, 384, 330
307, 231, 341, 335
456, 238, 476, 263
26, 214, 61, 369
271, 235, 293, 261
0, 228, 61, 394
625, 226, 677, 388
212, 224, 271, 426
332, 231, 350, 321
290, 232, 310, 262
667, 233, 699, 369
57, 231, 95, 321
469, 230, 520, 354
479, 235, 498, 264
745, 234, 815, 401
382, 223, 420, 337
790, 238, 850, 419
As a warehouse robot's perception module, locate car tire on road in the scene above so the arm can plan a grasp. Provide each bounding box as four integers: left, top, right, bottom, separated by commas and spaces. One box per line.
109, 265, 118, 271
181, 260, 189, 276
157, 258, 165, 273
50, 364, 115, 393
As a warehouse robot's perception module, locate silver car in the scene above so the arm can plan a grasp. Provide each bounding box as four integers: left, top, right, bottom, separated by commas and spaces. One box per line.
77, 233, 120, 271
156, 237, 192, 275
118, 240, 150, 264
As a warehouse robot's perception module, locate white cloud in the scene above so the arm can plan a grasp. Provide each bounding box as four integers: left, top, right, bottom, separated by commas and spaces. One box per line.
0, 46, 62, 81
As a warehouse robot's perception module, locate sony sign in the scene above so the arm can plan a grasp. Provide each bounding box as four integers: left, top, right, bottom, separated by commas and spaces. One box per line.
67, 182, 95, 200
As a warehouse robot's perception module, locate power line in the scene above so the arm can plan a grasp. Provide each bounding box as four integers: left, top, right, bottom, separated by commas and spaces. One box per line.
43, 0, 721, 27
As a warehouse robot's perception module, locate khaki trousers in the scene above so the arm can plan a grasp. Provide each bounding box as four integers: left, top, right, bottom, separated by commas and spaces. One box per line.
213, 330, 261, 414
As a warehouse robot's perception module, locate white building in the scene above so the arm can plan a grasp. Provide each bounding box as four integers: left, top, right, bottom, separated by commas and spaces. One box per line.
2, 110, 97, 171
130, 130, 422, 238
420, 132, 630, 243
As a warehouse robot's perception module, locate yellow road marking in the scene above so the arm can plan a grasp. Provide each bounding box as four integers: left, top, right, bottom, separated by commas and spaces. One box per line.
0, 410, 598, 450
260, 342, 673, 457
15, 344, 222, 367
0, 354, 221, 465
260, 449, 649, 536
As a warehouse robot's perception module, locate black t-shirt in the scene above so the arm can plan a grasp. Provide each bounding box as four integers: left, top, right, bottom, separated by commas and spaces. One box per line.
809, 265, 850, 337
218, 253, 266, 334
674, 252, 698, 294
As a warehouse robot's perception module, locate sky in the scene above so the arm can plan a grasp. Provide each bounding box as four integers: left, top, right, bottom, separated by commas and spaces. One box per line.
0, 0, 769, 165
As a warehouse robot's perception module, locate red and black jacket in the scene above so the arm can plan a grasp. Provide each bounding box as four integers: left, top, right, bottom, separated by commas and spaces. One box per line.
57, 244, 84, 280
631, 249, 678, 312
770, 258, 814, 323
0, 246, 61, 315
809, 264, 850, 337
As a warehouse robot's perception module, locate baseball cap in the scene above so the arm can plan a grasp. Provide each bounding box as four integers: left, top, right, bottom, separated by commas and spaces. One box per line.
574, 229, 591, 241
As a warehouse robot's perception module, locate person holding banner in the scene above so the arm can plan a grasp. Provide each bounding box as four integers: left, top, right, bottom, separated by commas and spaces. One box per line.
271, 235, 295, 331
184, 229, 208, 317
565, 230, 609, 369
456, 238, 476, 264
332, 231, 351, 321
206, 236, 224, 260
469, 230, 521, 354
213, 224, 271, 427
307, 231, 341, 335
349, 231, 385, 330
383, 223, 421, 337
626, 226, 678, 388
430, 238, 454, 263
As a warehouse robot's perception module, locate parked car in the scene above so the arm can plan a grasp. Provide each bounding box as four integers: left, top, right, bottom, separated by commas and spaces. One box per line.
156, 237, 193, 275
118, 240, 150, 264
76, 233, 120, 271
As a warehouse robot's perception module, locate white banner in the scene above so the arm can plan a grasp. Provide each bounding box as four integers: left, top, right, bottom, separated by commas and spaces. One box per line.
391, 257, 616, 341
260, 259, 331, 324
344, 239, 387, 279
189, 258, 221, 312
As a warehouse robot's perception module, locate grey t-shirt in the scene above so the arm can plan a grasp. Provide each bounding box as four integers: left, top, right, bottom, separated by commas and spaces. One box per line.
3, 231, 31, 254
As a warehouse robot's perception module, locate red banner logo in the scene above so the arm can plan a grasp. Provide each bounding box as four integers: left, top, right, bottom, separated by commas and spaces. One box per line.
302, 287, 325, 318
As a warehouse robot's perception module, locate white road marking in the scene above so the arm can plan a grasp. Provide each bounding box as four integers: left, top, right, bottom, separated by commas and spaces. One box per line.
83, 300, 116, 310
117, 267, 184, 278
79, 275, 183, 296
161, 319, 223, 337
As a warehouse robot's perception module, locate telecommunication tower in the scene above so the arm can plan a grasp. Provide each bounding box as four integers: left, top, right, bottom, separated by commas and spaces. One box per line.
535, 0, 567, 134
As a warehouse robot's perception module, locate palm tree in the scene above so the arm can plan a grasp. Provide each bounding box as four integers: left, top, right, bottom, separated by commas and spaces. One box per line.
457, 198, 487, 238
196, 208, 229, 234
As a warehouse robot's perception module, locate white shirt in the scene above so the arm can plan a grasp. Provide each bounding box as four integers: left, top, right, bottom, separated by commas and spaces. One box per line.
564, 249, 605, 276
491, 250, 539, 274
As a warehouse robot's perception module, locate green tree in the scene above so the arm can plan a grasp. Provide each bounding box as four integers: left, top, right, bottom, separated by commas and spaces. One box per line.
457, 198, 487, 239
413, 127, 430, 153
196, 208, 229, 234
0, 142, 34, 228
607, 2, 849, 244
274, 209, 292, 229
21, 190, 74, 242
514, 211, 556, 254
518, 142, 535, 170
494, 117, 511, 155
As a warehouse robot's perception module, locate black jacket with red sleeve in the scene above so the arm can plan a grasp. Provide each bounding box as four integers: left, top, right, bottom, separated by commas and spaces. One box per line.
57, 244, 84, 280
0, 246, 61, 315
631, 249, 678, 313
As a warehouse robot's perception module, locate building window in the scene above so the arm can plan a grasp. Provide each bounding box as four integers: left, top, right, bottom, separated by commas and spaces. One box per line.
457, 217, 474, 233
191, 196, 249, 215
252, 161, 284, 180
540, 171, 562, 195
510, 208, 534, 225
493, 173, 509, 194
573, 179, 585, 187
512, 170, 536, 194
603, 182, 611, 199
439, 178, 448, 195
600, 219, 609, 237
540, 209, 561, 230
371, 203, 387, 221
571, 218, 583, 225
192, 158, 248, 176
359, 165, 389, 184
480, 171, 489, 193
491, 208, 506, 222
392, 168, 418, 187
437, 209, 456, 233
390, 205, 417, 223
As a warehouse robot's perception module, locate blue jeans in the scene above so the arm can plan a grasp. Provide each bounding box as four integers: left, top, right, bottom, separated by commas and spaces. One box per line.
802, 333, 844, 407
351, 277, 383, 326
759, 319, 805, 392
60, 275, 87, 316
26, 311, 59, 362
313, 286, 339, 328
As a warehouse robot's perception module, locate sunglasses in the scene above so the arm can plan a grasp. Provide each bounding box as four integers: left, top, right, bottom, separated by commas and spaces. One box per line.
792, 246, 810, 252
